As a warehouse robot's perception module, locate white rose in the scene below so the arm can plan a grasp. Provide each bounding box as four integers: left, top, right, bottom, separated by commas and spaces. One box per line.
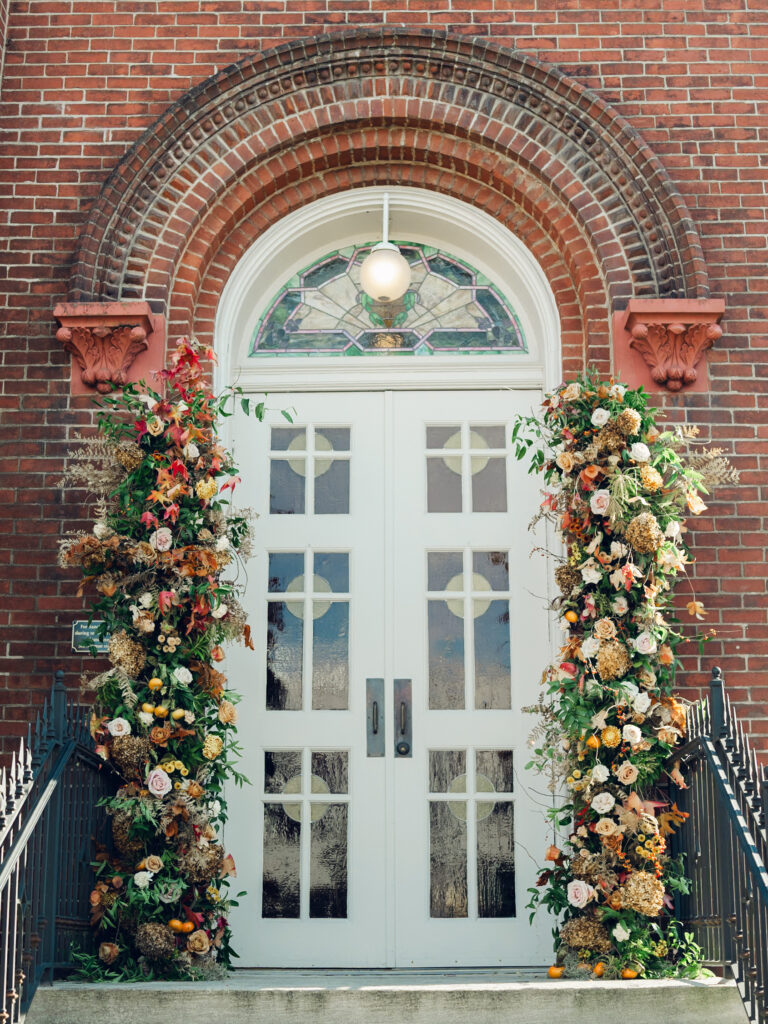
613, 922, 631, 943
615, 761, 640, 785
93, 521, 112, 540
591, 408, 610, 427
566, 879, 595, 909
633, 692, 652, 714
617, 681, 639, 704
215, 536, 230, 552
211, 603, 228, 619
590, 489, 611, 516
149, 527, 173, 552
622, 724, 643, 746
183, 442, 200, 460
107, 717, 131, 737
612, 595, 629, 616
609, 384, 626, 400
633, 631, 657, 655
581, 636, 601, 659
591, 791, 616, 814
591, 764, 610, 784
629, 442, 651, 462
133, 870, 154, 889
138, 711, 154, 727
139, 591, 154, 608
581, 562, 603, 585
173, 666, 193, 685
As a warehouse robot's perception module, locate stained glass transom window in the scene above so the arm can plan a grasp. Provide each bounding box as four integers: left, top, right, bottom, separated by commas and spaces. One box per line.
250, 243, 527, 357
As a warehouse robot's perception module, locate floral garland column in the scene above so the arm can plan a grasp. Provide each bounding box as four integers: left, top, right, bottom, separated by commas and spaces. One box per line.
513, 371, 738, 980
60, 339, 260, 980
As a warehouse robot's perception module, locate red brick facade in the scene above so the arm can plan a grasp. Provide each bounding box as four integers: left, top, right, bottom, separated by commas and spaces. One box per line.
0, 3, 764, 750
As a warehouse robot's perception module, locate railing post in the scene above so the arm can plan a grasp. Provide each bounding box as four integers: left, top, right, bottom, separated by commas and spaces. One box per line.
710, 665, 725, 742
39, 671, 66, 983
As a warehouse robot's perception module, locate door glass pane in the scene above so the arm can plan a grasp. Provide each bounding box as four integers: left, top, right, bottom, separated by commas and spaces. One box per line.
311, 751, 349, 793
476, 749, 514, 793
429, 749, 466, 792
318, 427, 350, 451
428, 600, 465, 710
472, 551, 509, 591
310, 804, 348, 918
270, 459, 305, 514
430, 801, 468, 918
472, 425, 505, 448
477, 801, 515, 918
474, 599, 511, 709
268, 552, 304, 592
471, 457, 507, 512
262, 804, 300, 918
315, 459, 350, 514
266, 601, 303, 710
312, 602, 349, 710
264, 750, 302, 793
427, 457, 462, 512
426, 425, 460, 449
427, 551, 463, 591
314, 552, 350, 592
271, 426, 306, 451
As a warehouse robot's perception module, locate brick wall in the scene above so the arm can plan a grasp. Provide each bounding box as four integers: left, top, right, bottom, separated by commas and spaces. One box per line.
0, 1, 765, 751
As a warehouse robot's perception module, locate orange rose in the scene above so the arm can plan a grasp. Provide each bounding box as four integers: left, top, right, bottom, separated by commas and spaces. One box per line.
658, 644, 675, 666
98, 942, 120, 965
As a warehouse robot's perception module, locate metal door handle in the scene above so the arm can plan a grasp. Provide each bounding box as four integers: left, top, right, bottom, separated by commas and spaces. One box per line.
394, 678, 412, 758
366, 679, 384, 757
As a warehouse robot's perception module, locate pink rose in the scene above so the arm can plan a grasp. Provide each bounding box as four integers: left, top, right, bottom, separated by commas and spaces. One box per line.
147, 768, 172, 798
615, 761, 639, 785
566, 879, 595, 908
633, 631, 657, 656
149, 527, 173, 552
590, 490, 611, 516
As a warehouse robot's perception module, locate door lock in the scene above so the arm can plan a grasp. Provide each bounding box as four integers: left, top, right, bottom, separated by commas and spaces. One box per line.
393, 678, 412, 758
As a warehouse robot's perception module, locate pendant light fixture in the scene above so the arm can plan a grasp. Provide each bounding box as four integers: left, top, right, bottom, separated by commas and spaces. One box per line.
359, 193, 412, 303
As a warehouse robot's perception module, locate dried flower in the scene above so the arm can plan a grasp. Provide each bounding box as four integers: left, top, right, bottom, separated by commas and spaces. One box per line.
559, 916, 611, 953
108, 630, 146, 677
98, 942, 120, 964
196, 477, 218, 501
596, 640, 632, 681
145, 855, 163, 873
135, 922, 176, 961
202, 734, 224, 760
186, 929, 211, 955
601, 726, 621, 748
625, 512, 664, 554
618, 871, 665, 917
640, 465, 663, 492
616, 408, 642, 436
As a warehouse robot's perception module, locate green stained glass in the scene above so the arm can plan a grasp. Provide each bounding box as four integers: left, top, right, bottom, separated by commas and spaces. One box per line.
250, 242, 526, 357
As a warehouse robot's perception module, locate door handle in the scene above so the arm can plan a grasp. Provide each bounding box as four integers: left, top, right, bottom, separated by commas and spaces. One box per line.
394, 678, 412, 758
366, 678, 385, 757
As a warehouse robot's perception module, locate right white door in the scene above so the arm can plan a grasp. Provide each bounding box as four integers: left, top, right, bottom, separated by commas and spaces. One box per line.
391, 391, 552, 966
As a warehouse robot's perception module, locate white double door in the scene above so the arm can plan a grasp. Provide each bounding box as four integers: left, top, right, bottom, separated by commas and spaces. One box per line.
227, 390, 551, 967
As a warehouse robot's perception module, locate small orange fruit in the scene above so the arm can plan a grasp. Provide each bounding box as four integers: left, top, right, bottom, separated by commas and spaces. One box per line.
564, 610, 579, 624
171, 708, 186, 721
621, 967, 639, 979
168, 919, 183, 932
141, 703, 155, 715
586, 735, 601, 750
593, 962, 605, 978
180, 921, 195, 933
547, 965, 564, 979
148, 678, 163, 691
154, 706, 170, 718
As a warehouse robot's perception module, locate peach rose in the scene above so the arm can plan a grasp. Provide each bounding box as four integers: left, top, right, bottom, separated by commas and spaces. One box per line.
556, 451, 576, 473
187, 929, 211, 955
593, 618, 617, 641
218, 700, 238, 725
145, 855, 163, 873
99, 942, 120, 965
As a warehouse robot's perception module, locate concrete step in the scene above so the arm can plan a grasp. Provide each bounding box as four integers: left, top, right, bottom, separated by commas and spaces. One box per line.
26, 968, 746, 1024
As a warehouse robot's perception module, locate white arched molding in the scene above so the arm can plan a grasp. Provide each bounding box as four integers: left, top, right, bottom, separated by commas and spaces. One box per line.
214, 186, 561, 394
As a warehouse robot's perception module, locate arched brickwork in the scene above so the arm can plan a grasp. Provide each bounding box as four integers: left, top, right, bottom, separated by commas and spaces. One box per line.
70, 28, 709, 325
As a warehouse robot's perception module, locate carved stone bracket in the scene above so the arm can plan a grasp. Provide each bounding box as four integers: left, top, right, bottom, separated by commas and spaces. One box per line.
53, 302, 165, 394
612, 299, 725, 393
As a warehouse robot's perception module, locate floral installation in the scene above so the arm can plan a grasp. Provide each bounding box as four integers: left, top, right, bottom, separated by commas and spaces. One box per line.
512, 370, 738, 980
59, 338, 265, 980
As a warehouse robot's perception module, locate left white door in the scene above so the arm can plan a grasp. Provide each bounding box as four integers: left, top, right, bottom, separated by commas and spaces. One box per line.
226, 393, 389, 967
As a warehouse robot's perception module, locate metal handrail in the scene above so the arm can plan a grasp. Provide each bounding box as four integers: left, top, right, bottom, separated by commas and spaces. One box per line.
0, 670, 115, 1022
671, 666, 768, 1024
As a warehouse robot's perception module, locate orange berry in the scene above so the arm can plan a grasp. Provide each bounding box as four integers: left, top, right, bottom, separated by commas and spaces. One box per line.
180, 921, 194, 933
564, 610, 578, 624
168, 919, 183, 932
148, 678, 163, 691
548, 965, 564, 979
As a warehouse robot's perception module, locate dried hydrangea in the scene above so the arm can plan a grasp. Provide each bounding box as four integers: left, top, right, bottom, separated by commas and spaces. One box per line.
108, 630, 146, 676
596, 639, 633, 681
595, 423, 625, 453
618, 871, 665, 917
616, 407, 642, 436
559, 915, 612, 953
554, 564, 582, 597
625, 512, 664, 554
135, 922, 176, 962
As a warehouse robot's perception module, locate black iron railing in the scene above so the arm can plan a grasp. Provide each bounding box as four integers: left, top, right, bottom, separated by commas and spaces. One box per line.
672, 666, 768, 1024
0, 671, 114, 1023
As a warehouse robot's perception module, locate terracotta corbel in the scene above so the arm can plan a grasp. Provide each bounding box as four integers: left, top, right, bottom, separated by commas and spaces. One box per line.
54, 302, 166, 394
612, 299, 725, 393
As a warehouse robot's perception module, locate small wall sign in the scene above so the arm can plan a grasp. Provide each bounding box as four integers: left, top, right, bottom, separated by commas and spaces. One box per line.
72, 620, 110, 654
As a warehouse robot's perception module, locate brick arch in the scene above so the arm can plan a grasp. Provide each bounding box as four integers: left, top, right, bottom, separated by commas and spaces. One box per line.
71, 28, 709, 315
165, 144, 608, 374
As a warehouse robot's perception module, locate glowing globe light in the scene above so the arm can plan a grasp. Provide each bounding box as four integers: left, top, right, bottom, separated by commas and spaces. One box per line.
359, 241, 412, 303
